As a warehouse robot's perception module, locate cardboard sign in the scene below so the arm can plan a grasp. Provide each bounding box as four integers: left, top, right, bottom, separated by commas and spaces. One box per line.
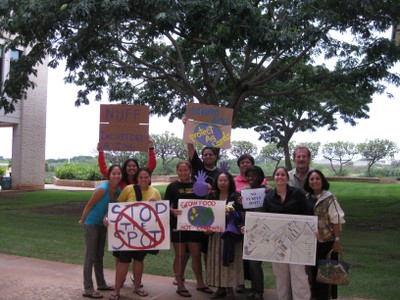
241, 188, 266, 209
183, 103, 233, 149
99, 104, 149, 151
107, 201, 170, 251
177, 199, 226, 232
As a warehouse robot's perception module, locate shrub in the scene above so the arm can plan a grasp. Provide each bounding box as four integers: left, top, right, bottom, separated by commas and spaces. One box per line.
55, 163, 104, 181
0, 166, 6, 177
55, 163, 77, 179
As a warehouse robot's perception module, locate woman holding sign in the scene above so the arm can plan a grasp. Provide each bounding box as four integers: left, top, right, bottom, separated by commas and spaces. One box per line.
166, 160, 212, 298
109, 167, 161, 300
79, 165, 122, 299
207, 171, 243, 300
240, 165, 269, 300
97, 138, 156, 189
263, 166, 311, 300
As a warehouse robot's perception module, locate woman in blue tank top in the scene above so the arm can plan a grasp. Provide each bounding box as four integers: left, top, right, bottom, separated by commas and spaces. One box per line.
79, 165, 122, 299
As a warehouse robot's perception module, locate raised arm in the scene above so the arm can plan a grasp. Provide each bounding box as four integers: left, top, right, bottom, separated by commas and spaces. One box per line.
147, 137, 157, 173
182, 115, 195, 160
97, 143, 109, 179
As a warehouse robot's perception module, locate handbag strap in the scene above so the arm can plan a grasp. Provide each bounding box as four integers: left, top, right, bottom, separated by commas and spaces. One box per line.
326, 248, 345, 260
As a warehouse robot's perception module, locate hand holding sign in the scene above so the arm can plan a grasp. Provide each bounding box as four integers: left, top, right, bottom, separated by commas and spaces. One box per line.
193, 170, 209, 197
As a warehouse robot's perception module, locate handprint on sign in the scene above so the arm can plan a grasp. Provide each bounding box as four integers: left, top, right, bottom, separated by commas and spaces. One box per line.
193, 170, 209, 197
219, 161, 230, 173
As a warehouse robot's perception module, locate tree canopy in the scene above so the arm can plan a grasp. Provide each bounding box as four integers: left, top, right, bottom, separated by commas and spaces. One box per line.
1, 0, 400, 141
358, 139, 398, 177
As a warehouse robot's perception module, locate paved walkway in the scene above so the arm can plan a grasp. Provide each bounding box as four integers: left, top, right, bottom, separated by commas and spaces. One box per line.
0, 253, 277, 300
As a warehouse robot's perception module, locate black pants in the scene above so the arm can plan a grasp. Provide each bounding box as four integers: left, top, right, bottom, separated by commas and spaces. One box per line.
312, 241, 338, 300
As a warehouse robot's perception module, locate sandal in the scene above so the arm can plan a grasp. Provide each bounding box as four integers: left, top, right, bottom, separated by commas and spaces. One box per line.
210, 288, 226, 299
82, 291, 103, 299
108, 293, 119, 300
176, 289, 192, 298
133, 289, 149, 297
98, 285, 114, 291
196, 287, 213, 294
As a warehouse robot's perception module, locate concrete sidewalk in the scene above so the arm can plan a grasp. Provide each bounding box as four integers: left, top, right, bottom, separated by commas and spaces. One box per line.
0, 253, 277, 300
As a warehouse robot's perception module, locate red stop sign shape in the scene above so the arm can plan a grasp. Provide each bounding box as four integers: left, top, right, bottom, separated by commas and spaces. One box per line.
114, 202, 165, 250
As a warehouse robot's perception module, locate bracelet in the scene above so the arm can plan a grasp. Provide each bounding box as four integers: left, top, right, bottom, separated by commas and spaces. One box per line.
335, 237, 340, 242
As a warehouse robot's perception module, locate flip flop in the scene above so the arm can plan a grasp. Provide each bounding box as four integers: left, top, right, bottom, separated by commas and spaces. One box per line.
82, 291, 104, 299
98, 285, 114, 291
177, 289, 192, 298
133, 289, 149, 297
196, 287, 213, 294
130, 274, 144, 287
108, 292, 119, 300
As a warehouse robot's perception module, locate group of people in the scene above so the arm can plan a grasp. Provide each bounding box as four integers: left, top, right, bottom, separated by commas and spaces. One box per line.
79, 140, 345, 300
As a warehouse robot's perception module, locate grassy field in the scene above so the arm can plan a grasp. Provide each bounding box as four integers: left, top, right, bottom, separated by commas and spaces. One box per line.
0, 182, 399, 299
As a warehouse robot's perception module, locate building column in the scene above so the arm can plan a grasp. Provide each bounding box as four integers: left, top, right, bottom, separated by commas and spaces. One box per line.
10, 60, 48, 190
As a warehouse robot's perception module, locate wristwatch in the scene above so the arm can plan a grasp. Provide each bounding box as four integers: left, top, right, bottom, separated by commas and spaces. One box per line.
335, 237, 340, 242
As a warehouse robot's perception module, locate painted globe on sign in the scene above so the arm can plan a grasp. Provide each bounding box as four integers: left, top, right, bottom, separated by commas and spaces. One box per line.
193, 123, 222, 147
187, 206, 215, 227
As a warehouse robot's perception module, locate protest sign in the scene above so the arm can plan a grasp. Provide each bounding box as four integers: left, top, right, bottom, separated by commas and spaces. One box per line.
183, 103, 233, 149
99, 104, 149, 151
241, 188, 266, 209
177, 199, 226, 232
107, 201, 170, 251
243, 212, 317, 265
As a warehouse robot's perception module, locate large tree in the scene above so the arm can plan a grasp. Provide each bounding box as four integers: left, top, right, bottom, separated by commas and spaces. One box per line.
260, 142, 287, 168
230, 140, 258, 158
358, 139, 398, 177
151, 132, 185, 174
236, 61, 376, 169
1, 1, 400, 135
322, 141, 358, 176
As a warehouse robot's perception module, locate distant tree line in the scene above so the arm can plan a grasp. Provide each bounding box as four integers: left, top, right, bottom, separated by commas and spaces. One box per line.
48, 132, 399, 179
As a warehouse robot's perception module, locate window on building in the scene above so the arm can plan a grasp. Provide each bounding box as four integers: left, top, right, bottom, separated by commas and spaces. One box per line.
8, 49, 22, 83
0, 47, 3, 84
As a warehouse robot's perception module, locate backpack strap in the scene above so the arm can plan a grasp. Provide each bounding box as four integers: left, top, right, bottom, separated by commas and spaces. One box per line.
133, 185, 143, 201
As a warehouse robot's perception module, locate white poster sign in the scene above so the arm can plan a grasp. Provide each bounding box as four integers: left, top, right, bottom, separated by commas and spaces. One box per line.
107, 201, 170, 251
241, 188, 265, 209
243, 212, 317, 265
177, 199, 226, 232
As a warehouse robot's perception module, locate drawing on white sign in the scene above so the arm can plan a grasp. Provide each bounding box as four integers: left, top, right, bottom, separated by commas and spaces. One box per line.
243, 212, 317, 266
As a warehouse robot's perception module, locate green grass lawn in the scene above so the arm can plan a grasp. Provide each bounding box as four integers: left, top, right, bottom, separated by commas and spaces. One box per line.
0, 182, 399, 299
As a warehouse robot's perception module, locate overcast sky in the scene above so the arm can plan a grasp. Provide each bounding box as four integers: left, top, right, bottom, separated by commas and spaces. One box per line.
1, 57, 399, 160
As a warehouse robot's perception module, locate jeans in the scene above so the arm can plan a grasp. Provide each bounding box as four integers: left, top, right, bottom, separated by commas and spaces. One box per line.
83, 224, 107, 293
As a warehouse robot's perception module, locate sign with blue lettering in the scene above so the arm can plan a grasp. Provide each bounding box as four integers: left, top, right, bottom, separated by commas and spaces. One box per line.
241, 188, 266, 209
99, 104, 149, 151
183, 103, 233, 149
107, 201, 170, 251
